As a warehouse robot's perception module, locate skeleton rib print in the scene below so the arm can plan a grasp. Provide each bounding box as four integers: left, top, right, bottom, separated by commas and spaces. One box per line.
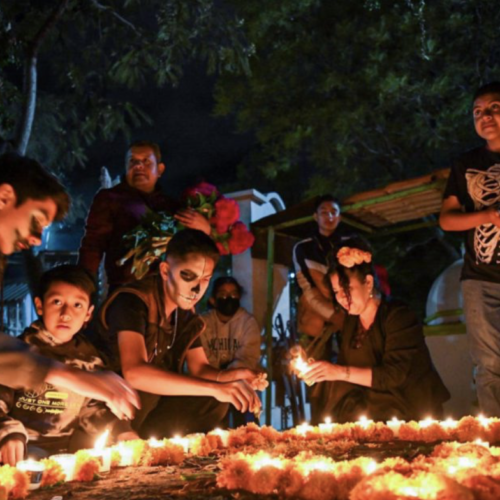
466, 164, 500, 264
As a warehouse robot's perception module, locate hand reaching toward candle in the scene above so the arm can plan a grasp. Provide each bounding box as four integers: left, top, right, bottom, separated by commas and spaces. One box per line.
217, 368, 269, 391
215, 380, 261, 413
0, 437, 24, 466
45, 364, 141, 420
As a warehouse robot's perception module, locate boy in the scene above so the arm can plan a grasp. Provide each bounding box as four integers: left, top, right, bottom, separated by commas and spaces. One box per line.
440, 82, 500, 416
0, 265, 136, 465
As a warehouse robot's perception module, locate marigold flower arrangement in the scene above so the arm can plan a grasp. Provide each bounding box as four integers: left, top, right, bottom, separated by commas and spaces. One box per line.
119, 182, 255, 279
336, 246, 372, 268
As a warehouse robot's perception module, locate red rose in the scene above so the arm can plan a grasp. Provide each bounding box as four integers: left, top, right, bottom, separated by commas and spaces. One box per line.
227, 222, 255, 255
182, 182, 219, 203
216, 240, 230, 256
212, 198, 240, 234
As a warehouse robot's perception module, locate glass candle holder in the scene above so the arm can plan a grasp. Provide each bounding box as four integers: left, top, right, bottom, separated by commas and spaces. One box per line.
16, 459, 45, 490
50, 454, 76, 482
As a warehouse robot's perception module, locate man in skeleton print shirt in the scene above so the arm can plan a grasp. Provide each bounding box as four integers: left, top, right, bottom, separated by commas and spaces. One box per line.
440, 82, 500, 416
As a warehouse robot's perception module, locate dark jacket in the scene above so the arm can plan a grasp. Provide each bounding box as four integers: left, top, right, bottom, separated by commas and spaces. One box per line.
98, 275, 205, 426
320, 300, 450, 423
78, 181, 179, 287
0, 321, 131, 453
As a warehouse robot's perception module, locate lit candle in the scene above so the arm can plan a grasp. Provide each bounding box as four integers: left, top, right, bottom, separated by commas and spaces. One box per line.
357, 415, 373, 429
170, 435, 190, 453
318, 417, 336, 433
116, 442, 134, 467
418, 417, 436, 428
291, 355, 314, 385
210, 428, 229, 447
50, 454, 77, 482
478, 413, 491, 428
90, 430, 111, 473
440, 417, 458, 430
16, 459, 45, 490
148, 437, 164, 448
295, 422, 314, 436
387, 417, 404, 437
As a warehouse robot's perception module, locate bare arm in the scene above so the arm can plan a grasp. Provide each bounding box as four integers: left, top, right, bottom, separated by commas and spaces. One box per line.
302, 361, 372, 387
440, 195, 500, 231
118, 331, 260, 412
45, 364, 140, 420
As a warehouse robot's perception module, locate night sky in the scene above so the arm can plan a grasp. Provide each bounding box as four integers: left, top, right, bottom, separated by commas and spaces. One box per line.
79, 63, 255, 202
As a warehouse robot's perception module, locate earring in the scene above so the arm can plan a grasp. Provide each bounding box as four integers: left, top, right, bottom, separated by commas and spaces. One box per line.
369, 289, 374, 299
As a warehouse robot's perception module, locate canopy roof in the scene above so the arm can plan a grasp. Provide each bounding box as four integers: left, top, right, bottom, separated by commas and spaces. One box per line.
251, 168, 450, 266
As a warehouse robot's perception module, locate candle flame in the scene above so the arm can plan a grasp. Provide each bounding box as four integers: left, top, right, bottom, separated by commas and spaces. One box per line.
94, 429, 109, 451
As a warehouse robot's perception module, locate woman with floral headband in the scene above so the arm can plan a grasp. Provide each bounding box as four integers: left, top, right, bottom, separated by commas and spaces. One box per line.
301, 239, 450, 423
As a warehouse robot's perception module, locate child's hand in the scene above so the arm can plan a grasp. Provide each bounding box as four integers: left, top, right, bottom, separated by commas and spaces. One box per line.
0, 437, 24, 466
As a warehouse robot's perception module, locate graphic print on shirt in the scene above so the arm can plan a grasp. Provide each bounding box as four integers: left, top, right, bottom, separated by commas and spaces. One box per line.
466, 164, 500, 264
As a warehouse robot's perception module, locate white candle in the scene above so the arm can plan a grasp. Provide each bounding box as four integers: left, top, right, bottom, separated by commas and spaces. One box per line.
387, 417, 404, 437
89, 448, 112, 473
170, 435, 189, 453
16, 459, 45, 490
91, 429, 111, 473
116, 443, 134, 467
50, 454, 76, 482
318, 417, 336, 433
210, 428, 229, 447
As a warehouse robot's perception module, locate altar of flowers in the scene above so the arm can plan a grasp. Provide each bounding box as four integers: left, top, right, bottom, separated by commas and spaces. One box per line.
7, 415, 500, 500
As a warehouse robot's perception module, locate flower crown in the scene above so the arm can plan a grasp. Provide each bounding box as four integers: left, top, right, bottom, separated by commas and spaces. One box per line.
336, 246, 372, 268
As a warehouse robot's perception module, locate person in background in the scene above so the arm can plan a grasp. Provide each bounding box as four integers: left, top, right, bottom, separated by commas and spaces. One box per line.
302, 239, 450, 423
0, 152, 140, 435
0, 265, 138, 465
200, 276, 263, 426
440, 82, 500, 417
292, 195, 354, 421
78, 140, 211, 291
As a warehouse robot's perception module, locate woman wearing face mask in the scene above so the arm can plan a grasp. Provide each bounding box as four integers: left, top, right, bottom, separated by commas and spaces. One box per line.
301, 239, 450, 424
201, 277, 263, 426
201, 277, 262, 379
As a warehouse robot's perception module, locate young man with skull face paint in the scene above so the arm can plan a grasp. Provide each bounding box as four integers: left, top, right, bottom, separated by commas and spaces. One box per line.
98, 229, 262, 437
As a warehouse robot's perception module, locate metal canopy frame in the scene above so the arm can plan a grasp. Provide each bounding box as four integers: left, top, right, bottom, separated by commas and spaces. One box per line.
259, 169, 460, 425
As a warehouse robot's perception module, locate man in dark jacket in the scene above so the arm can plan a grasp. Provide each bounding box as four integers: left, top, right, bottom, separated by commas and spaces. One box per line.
79, 141, 211, 290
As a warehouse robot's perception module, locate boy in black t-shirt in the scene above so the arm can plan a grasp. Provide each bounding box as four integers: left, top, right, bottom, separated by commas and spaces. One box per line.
0, 266, 136, 465
440, 82, 500, 416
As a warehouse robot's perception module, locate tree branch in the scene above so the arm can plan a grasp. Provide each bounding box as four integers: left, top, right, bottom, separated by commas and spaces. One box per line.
89, 0, 139, 33
15, 0, 70, 154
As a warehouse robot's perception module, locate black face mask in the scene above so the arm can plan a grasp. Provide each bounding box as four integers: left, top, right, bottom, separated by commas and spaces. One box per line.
215, 297, 240, 317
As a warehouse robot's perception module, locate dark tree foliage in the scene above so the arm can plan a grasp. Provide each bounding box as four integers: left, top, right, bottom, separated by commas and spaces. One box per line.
0, 0, 251, 178
215, 0, 499, 315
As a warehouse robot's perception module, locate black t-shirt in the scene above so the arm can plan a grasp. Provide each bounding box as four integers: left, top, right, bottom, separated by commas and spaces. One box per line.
443, 146, 500, 282
106, 293, 202, 371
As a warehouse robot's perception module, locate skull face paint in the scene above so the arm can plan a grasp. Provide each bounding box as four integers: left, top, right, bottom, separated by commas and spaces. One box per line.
160, 253, 215, 311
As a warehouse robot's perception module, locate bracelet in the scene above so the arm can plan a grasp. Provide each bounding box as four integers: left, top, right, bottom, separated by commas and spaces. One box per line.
216, 370, 224, 382
344, 365, 350, 381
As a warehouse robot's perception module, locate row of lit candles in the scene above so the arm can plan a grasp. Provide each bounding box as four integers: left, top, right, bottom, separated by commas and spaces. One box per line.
11, 413, 500, 493
14, 426, 231, 491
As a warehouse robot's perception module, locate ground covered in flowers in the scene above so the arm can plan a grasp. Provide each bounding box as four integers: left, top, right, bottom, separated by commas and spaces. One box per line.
16, 417, 500, 500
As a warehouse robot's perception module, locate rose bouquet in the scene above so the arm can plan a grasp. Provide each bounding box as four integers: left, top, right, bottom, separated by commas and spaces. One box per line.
119, 182, 254, 280
181, 182, 254, 256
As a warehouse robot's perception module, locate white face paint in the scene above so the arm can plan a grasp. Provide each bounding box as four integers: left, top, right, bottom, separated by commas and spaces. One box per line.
160, 253, 215, 311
